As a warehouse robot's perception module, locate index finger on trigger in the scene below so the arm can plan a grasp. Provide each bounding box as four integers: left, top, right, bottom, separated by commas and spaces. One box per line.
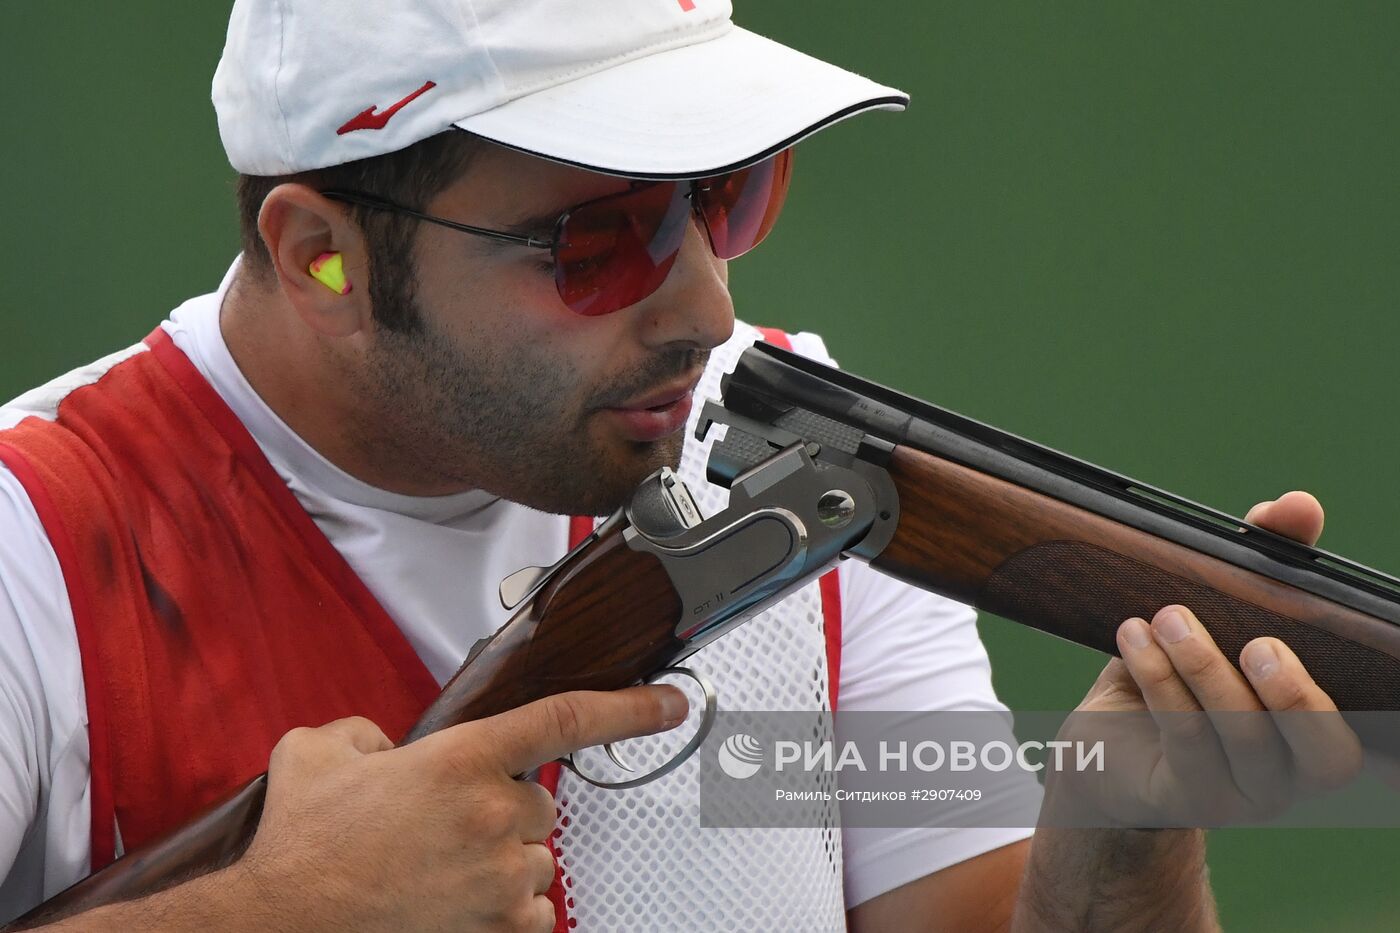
482, 685, 689, 778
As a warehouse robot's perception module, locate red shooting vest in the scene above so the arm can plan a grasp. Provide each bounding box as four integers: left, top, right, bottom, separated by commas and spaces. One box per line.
0, 328, 440, 871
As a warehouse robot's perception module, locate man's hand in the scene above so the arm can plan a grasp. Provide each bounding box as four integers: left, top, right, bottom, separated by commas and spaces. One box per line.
1055, 490, 1362, 826
1013, 491, 1361, 933
226, 684, 687, 933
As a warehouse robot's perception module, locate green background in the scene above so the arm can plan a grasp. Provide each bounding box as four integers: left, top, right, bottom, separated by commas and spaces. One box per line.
3, 3, 1398, 929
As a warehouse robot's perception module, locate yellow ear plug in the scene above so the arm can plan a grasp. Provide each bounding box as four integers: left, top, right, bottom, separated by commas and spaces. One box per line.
309, 252, 352, 295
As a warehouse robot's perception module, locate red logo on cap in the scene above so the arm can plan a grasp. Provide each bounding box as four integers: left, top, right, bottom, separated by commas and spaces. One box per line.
678, 0, 696, 9
337, 81, 438, 136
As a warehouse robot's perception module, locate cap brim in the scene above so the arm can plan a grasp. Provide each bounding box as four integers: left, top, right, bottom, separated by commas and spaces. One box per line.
453, 26, 908, 179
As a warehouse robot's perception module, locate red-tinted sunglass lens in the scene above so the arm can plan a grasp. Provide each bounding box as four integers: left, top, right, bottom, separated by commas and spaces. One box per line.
696, 149, 793, 260
555, 182, 693, 317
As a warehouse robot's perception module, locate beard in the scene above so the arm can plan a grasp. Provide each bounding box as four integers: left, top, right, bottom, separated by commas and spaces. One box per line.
349, 279, 707, 516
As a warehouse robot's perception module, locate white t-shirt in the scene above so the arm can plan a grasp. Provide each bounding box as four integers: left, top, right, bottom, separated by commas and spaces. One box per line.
0, 258, 1035, 925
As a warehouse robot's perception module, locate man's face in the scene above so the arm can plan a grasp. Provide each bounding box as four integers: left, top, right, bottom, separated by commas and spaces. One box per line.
349, 142, 736, 516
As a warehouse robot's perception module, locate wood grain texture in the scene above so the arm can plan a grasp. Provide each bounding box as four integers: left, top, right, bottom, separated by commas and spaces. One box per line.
871, 445, 1400, 710
407, 525, 684, 738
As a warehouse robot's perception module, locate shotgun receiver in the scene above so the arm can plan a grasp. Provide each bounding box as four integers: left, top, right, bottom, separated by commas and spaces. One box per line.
18, 342, 1400, 924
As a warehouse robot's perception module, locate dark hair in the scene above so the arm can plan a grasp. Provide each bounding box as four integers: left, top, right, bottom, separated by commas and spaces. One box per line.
234, 130, 484, 332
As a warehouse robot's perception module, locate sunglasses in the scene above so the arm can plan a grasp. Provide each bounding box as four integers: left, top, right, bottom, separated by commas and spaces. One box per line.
322, 149, 792, 317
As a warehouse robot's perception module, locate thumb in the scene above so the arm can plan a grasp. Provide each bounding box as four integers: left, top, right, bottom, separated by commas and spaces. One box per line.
480, 685, 689, 777
1245, 490, 1325, 546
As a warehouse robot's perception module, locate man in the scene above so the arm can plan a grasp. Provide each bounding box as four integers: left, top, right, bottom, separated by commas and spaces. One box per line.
0, 1, 1359, 930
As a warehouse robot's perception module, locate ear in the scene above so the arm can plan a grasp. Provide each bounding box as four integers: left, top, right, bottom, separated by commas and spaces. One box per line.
258, 183, 373, 338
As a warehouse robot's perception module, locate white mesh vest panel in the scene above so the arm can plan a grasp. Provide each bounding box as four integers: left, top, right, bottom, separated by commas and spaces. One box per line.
553, 324, 846, 932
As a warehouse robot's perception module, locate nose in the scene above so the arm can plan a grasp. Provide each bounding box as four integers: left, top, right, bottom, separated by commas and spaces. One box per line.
632, 216, 735, 352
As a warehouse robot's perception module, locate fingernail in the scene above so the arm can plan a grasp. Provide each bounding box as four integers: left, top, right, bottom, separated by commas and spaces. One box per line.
1120, 618, 1151, 650
1242, 641, 1280, 680
1154, 608, 1191, 644
658, 687, 688, 726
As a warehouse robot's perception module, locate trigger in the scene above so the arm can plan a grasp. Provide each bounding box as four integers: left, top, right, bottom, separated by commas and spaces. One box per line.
552, 666, 718, 791
605, 743, 636, 773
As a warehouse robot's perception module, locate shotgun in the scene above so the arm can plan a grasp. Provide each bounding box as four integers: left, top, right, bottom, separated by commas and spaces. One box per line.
17, 342, 1400, 924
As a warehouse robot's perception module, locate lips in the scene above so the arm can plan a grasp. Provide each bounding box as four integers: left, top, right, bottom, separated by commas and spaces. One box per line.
602, 372, 703, 442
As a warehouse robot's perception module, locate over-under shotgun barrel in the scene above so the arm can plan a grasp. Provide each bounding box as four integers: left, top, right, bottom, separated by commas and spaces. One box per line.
723, 343, 1400, 711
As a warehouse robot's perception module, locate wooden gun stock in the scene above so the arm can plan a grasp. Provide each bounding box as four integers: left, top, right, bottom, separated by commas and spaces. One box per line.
14, 523, 683, 927
873, 445, 1400, 711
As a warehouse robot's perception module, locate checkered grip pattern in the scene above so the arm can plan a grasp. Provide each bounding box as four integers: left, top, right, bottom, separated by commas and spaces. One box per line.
983, 539, 1400, 711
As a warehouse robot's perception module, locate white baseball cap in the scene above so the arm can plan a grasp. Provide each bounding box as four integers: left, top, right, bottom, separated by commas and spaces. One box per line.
213, 0, 908, 179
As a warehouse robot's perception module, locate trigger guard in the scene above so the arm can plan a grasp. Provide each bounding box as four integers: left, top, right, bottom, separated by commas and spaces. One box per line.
554, 667, 718, 791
